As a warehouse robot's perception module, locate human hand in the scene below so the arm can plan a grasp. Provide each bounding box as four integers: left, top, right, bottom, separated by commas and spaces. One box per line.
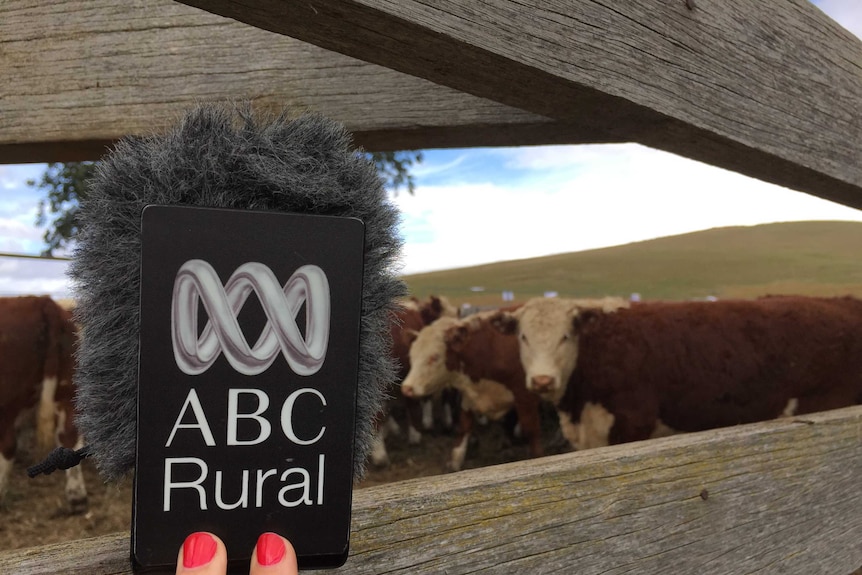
176, 531, 298, 575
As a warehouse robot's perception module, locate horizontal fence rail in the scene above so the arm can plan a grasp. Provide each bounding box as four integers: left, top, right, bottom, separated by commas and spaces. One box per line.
2, 406, 860, 575
0, 252, 71, 262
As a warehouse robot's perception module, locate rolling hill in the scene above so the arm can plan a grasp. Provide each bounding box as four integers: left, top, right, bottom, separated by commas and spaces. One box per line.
401, 221, 862, 306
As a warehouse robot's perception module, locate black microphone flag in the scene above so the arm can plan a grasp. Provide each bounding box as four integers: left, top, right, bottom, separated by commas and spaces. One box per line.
69, 103, 405, 484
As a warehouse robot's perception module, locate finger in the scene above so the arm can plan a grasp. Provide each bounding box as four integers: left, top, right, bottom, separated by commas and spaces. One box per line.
250, 532, 299, 575
176, 532, 228, 575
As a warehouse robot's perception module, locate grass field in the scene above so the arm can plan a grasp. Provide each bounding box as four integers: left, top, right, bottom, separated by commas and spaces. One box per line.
402, 220, 862, 307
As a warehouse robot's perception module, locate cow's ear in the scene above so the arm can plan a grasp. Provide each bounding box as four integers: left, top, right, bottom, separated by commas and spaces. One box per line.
445, 324, 468, 352
430, 295, 442, 314
420, 295, 444, 324
490, 311, 518, 334
572, 308, 601, 332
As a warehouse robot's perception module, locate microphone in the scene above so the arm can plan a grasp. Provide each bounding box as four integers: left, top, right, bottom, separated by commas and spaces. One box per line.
67, 103, 405, 485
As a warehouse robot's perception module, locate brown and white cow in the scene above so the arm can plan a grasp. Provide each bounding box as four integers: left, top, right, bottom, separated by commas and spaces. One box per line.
401, 315, 539, 471
494, 295, 862, 449
491, 297, 630, 404
370, 295, 458, 466
0, 295, 87, 512
442, 307, 544, 462
450, 298, 629, 453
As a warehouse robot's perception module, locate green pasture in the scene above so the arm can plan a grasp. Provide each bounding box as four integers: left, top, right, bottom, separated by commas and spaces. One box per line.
402, 221, 862, 307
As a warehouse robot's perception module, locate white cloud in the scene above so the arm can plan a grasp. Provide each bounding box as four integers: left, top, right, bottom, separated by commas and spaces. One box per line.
555, 146, 862, 241
497, 144, 634, 171
410, 153, 469, 179
395, 182, 547, 272
0, 218, 45, 252
0, 164, 43, 191
0, 257, 72, 298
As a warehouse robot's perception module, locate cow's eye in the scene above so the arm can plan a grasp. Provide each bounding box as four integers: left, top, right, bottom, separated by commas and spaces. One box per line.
520, 333, 528, 344
428, 354, 439, 365
561, 333, 570, 342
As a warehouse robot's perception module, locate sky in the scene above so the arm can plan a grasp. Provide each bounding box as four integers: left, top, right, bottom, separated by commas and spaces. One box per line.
1, 0, 860, 299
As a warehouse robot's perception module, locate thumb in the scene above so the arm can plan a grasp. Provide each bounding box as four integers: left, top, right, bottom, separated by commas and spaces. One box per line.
176, 532, 228, 575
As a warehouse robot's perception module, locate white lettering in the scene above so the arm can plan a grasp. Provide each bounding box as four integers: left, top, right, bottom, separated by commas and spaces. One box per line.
166, 389, 216, 447
162, 457, 327, 510
215, 469, 249, 510
278, 467, 312, 507
255, 468, 278, 507
227, 389, 271, 445
281, 388, 326, 445
317, 453, 325, 505
164, 457, 208, 511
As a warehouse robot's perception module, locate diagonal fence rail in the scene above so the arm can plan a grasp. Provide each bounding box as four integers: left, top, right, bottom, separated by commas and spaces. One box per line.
3, 406, 860, 575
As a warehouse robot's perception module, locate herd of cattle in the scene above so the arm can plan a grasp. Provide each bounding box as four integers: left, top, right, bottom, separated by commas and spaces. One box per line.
2, 292, 862, 514
379, 293, 862, 471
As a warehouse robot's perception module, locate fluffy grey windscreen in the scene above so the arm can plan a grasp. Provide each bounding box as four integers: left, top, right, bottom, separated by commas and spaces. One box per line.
69, 104, 405, 481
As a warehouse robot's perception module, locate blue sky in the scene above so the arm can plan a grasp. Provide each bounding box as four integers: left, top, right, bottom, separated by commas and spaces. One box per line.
1, 0, 860, 298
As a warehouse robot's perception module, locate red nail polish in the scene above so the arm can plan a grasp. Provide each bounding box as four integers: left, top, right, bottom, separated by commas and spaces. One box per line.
183, 532, 217, 569
256, 532, 286, 566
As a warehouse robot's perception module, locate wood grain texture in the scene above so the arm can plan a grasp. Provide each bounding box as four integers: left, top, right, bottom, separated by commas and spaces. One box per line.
0, 0, 624, 164
2, 406, 859, 575
177, 0, 862, 209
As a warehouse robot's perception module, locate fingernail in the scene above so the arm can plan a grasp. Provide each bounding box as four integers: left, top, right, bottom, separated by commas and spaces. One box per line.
256, 532, 286, 566
183, 532, 217, 569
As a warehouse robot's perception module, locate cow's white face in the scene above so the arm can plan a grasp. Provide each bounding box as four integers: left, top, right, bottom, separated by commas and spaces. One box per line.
513, 300, 582, 403
401, 317, 461, 398
494, 297, 629, 404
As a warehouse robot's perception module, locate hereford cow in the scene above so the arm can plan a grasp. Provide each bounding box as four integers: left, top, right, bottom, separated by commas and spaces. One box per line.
448, 298, 629, 453
370, 295, 458, 466
493, 295, 862, 449
441, 307, 544, 462
0, 296, 87, 512
401, 315, 540, 471
490, 297, 630, 404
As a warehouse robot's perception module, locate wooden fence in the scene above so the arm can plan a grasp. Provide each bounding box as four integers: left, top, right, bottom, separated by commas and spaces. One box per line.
1, 406, 860, 574
2, 0, 861, 573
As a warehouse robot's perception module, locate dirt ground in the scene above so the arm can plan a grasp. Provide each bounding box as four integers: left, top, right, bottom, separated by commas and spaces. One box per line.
0, 406, 565, 553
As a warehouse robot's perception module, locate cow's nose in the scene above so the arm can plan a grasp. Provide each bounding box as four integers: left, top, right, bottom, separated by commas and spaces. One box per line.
531, 375, 555, 392
401, 385, 415, 398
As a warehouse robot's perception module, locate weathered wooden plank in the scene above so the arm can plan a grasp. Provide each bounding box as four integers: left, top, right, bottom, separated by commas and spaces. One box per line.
177, 0, 862, 210
2, 406, 860, 575
0, 0, 623, 164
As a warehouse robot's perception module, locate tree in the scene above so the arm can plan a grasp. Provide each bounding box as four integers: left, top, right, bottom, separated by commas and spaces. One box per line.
29, 151, 421, 256
371, 151, 423, 196
30, 162, 96, 256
